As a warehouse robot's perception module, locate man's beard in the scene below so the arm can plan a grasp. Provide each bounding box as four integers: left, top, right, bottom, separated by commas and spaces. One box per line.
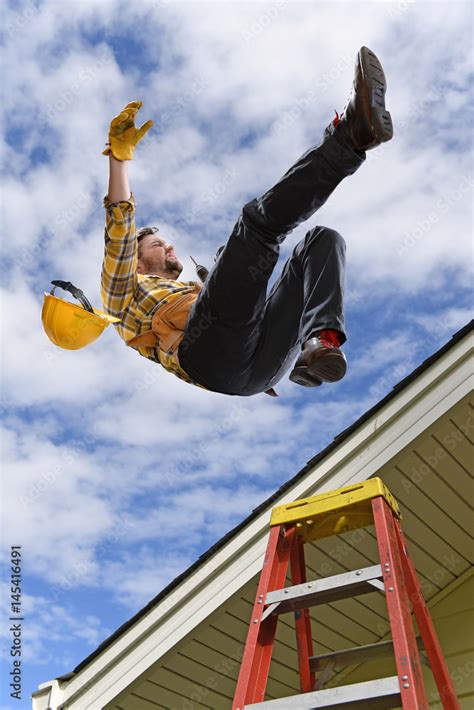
141, 256, 183, 277
165, 256, 183, 274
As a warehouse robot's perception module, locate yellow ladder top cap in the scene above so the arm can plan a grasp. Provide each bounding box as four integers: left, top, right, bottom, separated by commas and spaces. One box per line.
270, 478, 401, 538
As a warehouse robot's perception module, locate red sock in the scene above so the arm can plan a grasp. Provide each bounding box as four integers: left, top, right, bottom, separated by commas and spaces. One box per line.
318, 329, 342, 348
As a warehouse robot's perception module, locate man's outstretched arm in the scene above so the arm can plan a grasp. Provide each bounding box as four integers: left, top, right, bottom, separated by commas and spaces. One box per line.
101, 102, 154, 319
107, 154, 131, 203
101, 167, 137, 319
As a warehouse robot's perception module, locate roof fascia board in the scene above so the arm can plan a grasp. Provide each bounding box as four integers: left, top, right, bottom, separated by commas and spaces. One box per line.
43, 334, 473, 709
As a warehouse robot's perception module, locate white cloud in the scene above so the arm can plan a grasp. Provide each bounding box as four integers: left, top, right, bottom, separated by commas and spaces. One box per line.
98, 480, 275, 608
410, 307, 473, 336
348, 332, 418, 378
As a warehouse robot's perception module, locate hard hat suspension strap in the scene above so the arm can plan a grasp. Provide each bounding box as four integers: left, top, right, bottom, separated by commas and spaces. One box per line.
50, 280, 95, 313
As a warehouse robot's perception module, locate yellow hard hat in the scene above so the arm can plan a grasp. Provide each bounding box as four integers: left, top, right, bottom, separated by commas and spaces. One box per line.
42, 280, 120, 350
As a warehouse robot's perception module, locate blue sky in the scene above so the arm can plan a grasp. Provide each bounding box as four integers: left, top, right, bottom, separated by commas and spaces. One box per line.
1, 0, 473, 708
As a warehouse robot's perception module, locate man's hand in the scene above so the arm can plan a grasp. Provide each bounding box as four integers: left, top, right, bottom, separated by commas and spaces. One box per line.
103, 101, 154, 161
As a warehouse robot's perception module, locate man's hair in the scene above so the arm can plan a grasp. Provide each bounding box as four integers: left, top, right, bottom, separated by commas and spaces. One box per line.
136, 226, 159, 243
136, 226, 159, 259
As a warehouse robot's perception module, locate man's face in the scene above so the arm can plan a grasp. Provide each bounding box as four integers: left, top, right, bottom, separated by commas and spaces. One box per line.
137, 233, 183, 279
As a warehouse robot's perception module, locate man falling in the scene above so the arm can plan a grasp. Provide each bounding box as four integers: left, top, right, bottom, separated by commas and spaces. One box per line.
43, 47, 392, 397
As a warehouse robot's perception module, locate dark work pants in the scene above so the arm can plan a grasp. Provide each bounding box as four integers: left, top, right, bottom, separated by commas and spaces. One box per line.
178, 122, 366, 396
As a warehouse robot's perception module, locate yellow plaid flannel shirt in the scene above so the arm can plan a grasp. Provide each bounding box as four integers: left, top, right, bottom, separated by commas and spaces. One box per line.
101, 194, 200, 386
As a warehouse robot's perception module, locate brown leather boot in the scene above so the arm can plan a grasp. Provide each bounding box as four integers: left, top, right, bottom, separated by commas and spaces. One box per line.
335, 46, 393, 151
289, 331, 347, 387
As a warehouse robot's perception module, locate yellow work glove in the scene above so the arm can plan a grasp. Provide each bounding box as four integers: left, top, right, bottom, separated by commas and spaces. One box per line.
102, 101, 154, 161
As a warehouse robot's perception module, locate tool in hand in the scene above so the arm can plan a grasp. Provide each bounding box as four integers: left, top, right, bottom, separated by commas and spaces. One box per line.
190, 256, 209, 283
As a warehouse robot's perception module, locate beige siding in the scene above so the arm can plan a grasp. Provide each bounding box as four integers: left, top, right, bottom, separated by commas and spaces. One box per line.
425, 570, 474, 708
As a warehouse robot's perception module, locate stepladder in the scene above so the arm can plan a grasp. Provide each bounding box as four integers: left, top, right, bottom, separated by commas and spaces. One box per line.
232, 478, 460, 710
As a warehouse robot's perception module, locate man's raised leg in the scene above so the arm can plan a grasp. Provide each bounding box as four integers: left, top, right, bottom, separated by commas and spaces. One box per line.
179, 46, 392, 395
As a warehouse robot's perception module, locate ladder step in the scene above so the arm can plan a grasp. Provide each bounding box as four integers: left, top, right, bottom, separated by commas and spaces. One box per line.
310, 636, 426, 673
244, 676, 401, 709
264, 565, 383, 616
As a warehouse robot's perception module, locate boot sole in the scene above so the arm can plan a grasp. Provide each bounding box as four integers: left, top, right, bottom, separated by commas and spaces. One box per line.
289, 350, 347, 387
359, 46, 393, 143
289, 368, 323, 387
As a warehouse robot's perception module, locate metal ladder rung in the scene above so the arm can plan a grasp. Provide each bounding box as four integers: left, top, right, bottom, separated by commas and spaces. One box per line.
310, 636, 427, 674
244, 676, 401, 709
263, 565, 383, 618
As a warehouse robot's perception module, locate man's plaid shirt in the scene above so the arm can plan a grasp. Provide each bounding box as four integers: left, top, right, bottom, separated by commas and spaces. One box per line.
101, 194, 200, 386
